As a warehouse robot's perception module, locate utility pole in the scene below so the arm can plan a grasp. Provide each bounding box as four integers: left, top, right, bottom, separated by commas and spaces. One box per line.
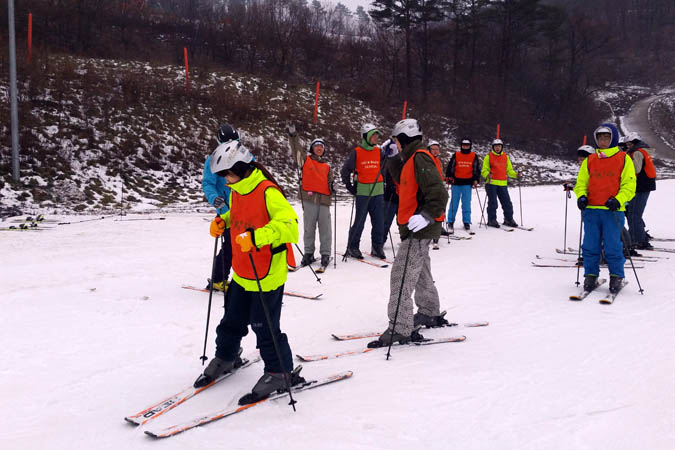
8, 0, 21, 182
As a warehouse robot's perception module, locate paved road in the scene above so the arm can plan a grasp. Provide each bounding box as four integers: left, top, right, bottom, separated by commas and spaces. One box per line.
622, 91, 675, 161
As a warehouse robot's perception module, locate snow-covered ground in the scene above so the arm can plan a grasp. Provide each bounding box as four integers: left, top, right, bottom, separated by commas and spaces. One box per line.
2, 181, 675, 450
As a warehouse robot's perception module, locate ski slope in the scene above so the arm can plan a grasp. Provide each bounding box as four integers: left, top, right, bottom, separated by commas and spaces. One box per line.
1, 182, 675, 450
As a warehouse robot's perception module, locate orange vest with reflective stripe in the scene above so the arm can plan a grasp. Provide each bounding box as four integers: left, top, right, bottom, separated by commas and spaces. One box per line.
634, 148, 656, 178
397, 149, 444, 225
587, 152, 626, 206
301, 156, 331, 195
488, 152, 507, 180
455, 151, 476, 179
355, 146, 383, 183
230, 180, 295, 279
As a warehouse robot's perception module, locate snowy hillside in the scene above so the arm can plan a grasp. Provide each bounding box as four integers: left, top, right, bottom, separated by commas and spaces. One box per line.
6, 55, 672, 216
2, 181, 675, 449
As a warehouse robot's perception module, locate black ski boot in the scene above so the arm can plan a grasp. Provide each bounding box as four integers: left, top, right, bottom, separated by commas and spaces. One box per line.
609, 276, 624, 294
413, 310, 455, 328
371, 246, 386, 260
300, 253, 315, 267
487, 219, 500, 228
464, 223, 471, 231
367, 327, 425, 348
320, 255, 330, 267
583, 275, 598, 292
194, 348, 244, 388
447, 222, 455, 234
238, 366, 306, 405
346, 247, 364, 259
503, 218, 518, 227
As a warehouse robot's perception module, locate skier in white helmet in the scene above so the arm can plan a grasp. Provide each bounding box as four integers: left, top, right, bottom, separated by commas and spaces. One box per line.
481, 138, 519, 228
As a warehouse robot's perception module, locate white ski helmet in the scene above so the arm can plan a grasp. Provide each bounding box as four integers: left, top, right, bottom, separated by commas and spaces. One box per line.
577, 145, 594, 156
309, 138, 326, 153
492, 138, 504, 147
360, 123, 380, 140
392, 118, 422, 140
427, 140, 441, 149
624, 131, 641, 143
210, 140, 253, 174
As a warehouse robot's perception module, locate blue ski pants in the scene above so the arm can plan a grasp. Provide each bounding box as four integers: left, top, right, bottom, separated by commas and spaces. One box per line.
348, 194, 385, 250
485, 184, 514, 222
448, 185, 472, 224
214, 281, 293, 373
582, 209, 626, 278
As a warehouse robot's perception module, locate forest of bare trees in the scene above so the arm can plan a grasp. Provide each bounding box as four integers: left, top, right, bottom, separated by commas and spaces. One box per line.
1, 0, 674, 150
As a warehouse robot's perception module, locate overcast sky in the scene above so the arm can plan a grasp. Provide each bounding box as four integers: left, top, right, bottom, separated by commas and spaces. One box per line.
332, 0, 373, 13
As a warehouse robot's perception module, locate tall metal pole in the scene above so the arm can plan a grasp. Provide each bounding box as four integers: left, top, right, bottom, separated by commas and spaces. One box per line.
8, 0, 21, 182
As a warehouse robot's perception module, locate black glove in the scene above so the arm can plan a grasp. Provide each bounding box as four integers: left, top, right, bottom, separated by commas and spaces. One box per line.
562, 182, 572, 192
213, 196, 226, 209
605, 197, 620, 211
347, 184, 357, 196
577, 195, 588, 210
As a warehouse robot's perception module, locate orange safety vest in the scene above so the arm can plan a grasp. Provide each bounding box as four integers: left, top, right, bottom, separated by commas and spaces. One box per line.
301, 156, 331, 195
488, 152, 507, 181
633, 148, 656, 178
455, 151, 476, 179
230, 180, 295, 279
397, 149, 445, 225
355, 146, 383, 184
586, 152, 626, 206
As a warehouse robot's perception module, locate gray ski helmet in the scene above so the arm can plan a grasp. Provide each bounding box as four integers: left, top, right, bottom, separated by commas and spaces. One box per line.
427, 140, 441, 149
216, 123, 240, 144
492, 138, 504, 147
309, 138, 326, 154
460, 138, 472, 148
361, 123, 381, 141
577, 145, 594, 157
392, 118, 422, 140
210, 140, 253, 174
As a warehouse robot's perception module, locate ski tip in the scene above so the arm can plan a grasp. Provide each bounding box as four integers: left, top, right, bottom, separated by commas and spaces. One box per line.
124, 416, 141, 426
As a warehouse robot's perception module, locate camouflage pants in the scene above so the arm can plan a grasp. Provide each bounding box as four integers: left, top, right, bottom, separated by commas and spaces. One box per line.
387, 238, 441, 335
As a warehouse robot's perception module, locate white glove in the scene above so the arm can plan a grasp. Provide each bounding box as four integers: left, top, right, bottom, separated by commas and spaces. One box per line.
384, 141, 399, 158
408, 214, 430, 232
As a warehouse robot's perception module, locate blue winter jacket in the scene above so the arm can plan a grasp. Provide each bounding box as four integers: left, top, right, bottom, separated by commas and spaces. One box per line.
202, 156, 231, 212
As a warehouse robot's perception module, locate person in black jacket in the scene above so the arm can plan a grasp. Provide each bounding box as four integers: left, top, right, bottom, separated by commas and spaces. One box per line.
445, 138, 480, 232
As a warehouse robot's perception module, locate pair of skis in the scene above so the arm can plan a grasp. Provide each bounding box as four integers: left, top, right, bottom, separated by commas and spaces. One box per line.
181, 285, 323, 300
569, 278, 629, 304
295, 321, 487, 362
125, 354, 352, 438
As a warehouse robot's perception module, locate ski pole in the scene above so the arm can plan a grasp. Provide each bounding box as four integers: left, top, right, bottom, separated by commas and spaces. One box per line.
221, 234, 229, 309
333, 189, 337, 269
563, 183, 571, 254
386, 237, 414, 361
343, 159, 388, 261
293, 243, 321, 283
518, 181, 523, 226
446, 183, 453, 243
342, 194, 356, 262
200, 233, 220, 365
247, 252, 297, 411
389, 229, 396, 258
575, 212, 583, 286
611, 211, 644, 294
474, 185, 487, 229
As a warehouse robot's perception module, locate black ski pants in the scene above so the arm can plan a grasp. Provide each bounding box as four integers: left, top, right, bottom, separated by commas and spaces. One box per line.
214, 281, 293, 374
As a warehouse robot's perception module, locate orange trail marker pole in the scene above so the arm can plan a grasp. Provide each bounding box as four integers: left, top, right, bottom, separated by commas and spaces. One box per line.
27, 13, 32, 63
583, 135, 587, 145
402, 101, 407, 119
496, 123, 500, 139
184, 47, 190, 94
314, 81, 320, 125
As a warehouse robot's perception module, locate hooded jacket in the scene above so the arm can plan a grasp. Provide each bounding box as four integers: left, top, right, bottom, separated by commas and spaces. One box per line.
386, 138, 448, 241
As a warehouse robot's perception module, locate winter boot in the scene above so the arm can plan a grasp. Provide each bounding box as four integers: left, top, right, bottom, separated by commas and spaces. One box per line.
447, 222, 455, 234
194, 348, 244, 388
300, 253, 315, 267
432, 239, 439, 250
371, 246, 386, 260
205, 278, 228, 291
583, 275, 598, 292
503, 218, 518, 227
238, 366, 306, 405
367, 327, 425, 348
346, 247, 364, 259
414, 310, 454, 328
320, 255, 330, 268
464, 223, 471, 231
636, 241, 654, 250
609, 276, 624, 294
487, 219, 500, 228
